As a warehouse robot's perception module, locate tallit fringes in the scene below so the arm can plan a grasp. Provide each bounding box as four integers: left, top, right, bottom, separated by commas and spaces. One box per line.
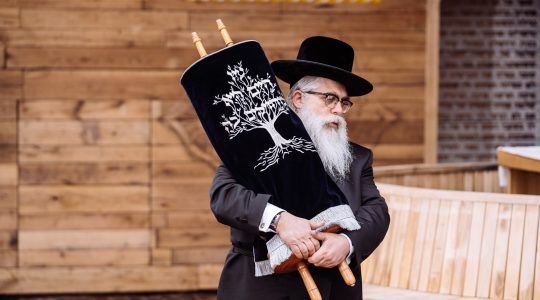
254, 258, 274, 277
264, 205, 361, 272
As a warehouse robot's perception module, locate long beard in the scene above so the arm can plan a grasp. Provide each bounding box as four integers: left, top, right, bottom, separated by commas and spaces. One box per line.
297, 108, 353, 182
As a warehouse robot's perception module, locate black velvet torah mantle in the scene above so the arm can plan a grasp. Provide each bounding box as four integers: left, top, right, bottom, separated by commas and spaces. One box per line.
180, 40, 359, 276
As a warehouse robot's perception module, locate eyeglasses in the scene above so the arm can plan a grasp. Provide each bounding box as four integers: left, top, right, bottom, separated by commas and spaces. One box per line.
301, 90, 353, 113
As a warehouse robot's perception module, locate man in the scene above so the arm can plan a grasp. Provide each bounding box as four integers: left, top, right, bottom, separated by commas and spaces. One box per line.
210, 36, 390, 300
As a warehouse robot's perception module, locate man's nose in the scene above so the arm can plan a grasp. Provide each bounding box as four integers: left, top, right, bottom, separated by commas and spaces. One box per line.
331, 101, 344, 115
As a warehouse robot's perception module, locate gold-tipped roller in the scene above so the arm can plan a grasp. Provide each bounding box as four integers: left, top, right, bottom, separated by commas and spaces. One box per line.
338, 260, 356, 286
216, 19, 234, 46
191, 32, 207, 58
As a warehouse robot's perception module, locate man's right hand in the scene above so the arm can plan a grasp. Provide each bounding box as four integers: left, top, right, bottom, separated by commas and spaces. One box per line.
275, 212, 323, 259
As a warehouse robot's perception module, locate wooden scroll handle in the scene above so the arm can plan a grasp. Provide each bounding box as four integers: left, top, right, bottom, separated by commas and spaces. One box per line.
338, 261, 356, 287
216, 19, 234, 46
191, 32, 207, 57
297, 261, 322, 300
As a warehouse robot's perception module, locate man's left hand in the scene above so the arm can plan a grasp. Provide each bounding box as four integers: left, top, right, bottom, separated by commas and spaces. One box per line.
307, 231, 349, 268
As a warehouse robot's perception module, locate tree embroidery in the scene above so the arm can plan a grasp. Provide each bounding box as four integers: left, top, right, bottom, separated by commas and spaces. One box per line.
213, 61, 316, 172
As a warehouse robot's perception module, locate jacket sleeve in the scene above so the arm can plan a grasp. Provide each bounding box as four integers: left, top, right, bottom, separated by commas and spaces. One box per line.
209, 163, 271, 235
345, 150, 390, 262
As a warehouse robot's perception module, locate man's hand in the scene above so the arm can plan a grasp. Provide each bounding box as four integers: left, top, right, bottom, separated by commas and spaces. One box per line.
307, 232, 349, 268
276, 212, 323, 259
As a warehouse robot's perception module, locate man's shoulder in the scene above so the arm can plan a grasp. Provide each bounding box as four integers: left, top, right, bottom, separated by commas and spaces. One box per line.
348, 141, 372, 158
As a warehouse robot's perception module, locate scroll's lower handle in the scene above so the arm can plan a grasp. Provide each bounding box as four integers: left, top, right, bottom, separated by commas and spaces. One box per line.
338, 260, 356, 287
297, 261, 322, 300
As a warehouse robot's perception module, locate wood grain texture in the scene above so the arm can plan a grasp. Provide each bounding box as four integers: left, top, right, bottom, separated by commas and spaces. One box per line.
19, 185, 149, 213
19, 229, 151, 250
21, 9, 188, 29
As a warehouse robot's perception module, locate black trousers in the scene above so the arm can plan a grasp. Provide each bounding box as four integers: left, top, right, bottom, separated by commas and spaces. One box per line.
217, 246, 363, 300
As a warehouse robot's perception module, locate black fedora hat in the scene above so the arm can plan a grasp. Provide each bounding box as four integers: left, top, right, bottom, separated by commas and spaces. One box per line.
271, 36, 373, 97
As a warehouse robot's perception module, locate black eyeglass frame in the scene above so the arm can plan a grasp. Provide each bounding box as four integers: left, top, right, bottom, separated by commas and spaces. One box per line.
300, 90, 353, 113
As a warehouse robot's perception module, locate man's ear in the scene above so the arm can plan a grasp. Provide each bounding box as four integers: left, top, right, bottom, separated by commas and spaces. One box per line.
291, 90, 303, 110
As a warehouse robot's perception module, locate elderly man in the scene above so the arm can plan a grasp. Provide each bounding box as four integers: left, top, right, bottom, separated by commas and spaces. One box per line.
210, 36, 390, 300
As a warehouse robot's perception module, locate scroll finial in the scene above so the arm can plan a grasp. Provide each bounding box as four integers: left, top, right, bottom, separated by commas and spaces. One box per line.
192, 32, 207, 58
216, 19, 234, 47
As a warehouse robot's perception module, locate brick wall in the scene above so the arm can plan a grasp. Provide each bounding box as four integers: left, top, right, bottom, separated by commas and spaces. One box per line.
438, 0, 539, 162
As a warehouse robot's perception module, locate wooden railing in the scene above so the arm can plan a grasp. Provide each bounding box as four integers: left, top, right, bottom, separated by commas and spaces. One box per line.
375, 162, 502, 193
363, 183, 540, 300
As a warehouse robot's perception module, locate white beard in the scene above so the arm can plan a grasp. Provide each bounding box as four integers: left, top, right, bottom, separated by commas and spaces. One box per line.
297, 108, 353, 182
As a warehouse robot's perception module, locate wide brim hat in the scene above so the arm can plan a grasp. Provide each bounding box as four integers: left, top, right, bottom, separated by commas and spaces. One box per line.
271, 36, 373, 97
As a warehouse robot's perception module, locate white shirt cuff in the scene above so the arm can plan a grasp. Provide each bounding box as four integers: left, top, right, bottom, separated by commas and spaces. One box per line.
259, 203, 285, 232
340, 233, 354, 264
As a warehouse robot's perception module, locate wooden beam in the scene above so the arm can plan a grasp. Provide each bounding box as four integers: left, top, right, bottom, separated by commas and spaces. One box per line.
424, 0, 440, 163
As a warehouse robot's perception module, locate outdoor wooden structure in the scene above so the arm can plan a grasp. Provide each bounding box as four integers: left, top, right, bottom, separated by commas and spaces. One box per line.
0, 0, 439, 294
497, 147, 540, 195
366, 163, 540, 300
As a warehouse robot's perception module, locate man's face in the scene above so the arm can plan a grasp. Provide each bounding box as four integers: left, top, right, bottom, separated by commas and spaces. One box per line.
295, 78, 349, 130
293, 78, 353, 182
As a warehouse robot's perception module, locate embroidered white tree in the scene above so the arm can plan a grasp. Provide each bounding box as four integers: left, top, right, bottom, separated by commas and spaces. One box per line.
214, 61, 316, 171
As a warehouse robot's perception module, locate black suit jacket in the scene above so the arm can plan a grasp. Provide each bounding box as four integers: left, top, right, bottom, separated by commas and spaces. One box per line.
209, 142, 390, 299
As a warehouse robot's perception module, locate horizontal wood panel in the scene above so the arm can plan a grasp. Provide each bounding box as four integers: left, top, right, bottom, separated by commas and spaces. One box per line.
0, 145, 17, 163
0, 163, 17, 185
0, 249, 16, 267
152, 182, 212, 211
20, 100, 150, 119
0, 266, 200, 293
362, 70, 425, 86
190, 11, 425, 32
19, 229, 150, 250
0, 29, 166, 47
167, 30, 424, 50
152, 145, 191, 162
25, 71, 184, 99
7, 47, 424, 70
349, 120, 424, 144
20, 120, 150, 145
0, 99, 16, 119
20, 162, 149, 184
20, 213, 149, 229
0, 186, 16, 209
17, 0, 143, 8
21, 9, 188, 29
367, 144, 424, 160
0, 230, 16, 249
0, 211, 16, 230
19, 249, 149, 267
152, 162, 216, 182
19, 185, 149, 213
157, 228, 229, 248
0, 121, 16, 144
151, 248, 172, 265
0, 8, 19, 28
0, 71, 22, 99
8, 48, 200, 69
146, 0, 424, 12
347, 100, 425, 121
19, 145, 150, 162
151, 99, 196, 120
173, 246, 229, 264
167, 212, 222, 228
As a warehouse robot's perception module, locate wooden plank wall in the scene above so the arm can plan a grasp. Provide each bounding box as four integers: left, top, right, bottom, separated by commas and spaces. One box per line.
363, 184, 540, 300
0, 0, 429, 294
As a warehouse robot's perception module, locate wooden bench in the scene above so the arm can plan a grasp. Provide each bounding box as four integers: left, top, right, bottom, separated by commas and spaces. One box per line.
363, 183, 540, 300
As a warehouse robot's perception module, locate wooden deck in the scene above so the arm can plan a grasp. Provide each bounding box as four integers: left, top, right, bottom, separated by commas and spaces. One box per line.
10, 285, 487, 300
364, 284, 487, 300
